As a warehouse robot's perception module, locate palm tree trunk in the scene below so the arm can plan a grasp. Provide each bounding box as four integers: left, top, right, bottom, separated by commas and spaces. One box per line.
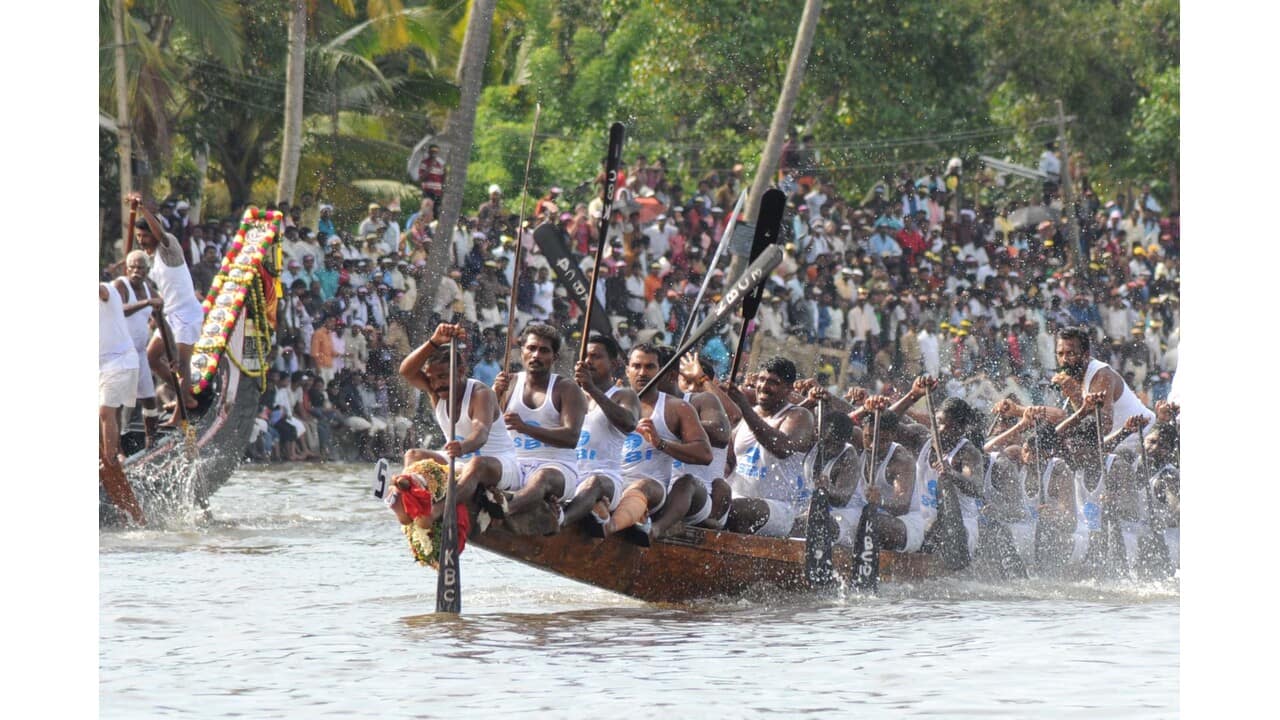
276, 1, 307, 205
411, 0, 497, 344
113, 0, 133, 251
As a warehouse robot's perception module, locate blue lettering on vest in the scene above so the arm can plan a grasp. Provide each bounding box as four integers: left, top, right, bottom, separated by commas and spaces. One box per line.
922, 478, 939, 509
1084, 501, 1101, 531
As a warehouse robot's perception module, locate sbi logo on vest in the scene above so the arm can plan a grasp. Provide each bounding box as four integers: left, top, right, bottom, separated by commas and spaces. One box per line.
922, 478, 939, 509
576, 430, 596, 461
513, 420, 544, 450
623, 432, 652, 464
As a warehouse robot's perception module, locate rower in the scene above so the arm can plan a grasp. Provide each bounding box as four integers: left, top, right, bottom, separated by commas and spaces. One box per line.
923, 395, 987, 560
395, 323, 520, 527
721, 357, 817, 537
561, 335, 640, 529
851, 405, 927, 554
132, 197, 204, 423
99, 280, 146, 525
493, 323, 588, 533
114, 250, 164, 447
1022, 424, 1087, 578
800, 405, 865, 546
673, 353, 734, 531
605, 343, 713, 543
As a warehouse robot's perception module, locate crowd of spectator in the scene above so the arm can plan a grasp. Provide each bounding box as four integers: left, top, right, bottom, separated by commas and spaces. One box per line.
104, 141, 1180, 464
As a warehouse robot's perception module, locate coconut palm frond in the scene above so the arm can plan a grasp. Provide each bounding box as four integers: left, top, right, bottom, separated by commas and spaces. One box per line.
349, 178, 422, 204
155, 0, 244, 70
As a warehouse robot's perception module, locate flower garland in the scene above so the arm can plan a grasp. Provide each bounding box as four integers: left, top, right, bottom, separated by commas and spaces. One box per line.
191, 208, 283, 395
396, 459, 455, 569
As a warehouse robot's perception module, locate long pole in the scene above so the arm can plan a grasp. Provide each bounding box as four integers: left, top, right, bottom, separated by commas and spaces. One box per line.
112, 0, 134, 249
743, 0, 823, 223
436, 337, 461, 613
501, 104, 542, 372
1057, 99, 1081, 271
578, 122, 625, 363
675, 189, 745, 351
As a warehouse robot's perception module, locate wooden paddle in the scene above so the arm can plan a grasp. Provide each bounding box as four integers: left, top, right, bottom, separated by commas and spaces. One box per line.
1135, 417, 1172, 578
803, 399, 836, 589
578, 122, 625, 364
435, 337, 462, 613
923, 380, 970, 571
852, 407, 881, 593
727, 188, 786, 382
501, 103, 542, 374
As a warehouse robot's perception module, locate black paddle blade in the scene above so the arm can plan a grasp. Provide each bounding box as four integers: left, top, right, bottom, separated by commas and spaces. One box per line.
925, 481, 972, 572
435, 500, 462, 613
851, 505, 880, 593
593, 123, 626, 236
989, 522, 1029, 581
741, 188, 787, 321
804, 488, 837, 589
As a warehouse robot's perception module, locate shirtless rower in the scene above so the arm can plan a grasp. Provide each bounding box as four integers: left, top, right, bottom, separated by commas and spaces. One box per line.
605, 343, 713, 543
394, 323, 520, 527
673, 353, 734, 530
562, 335, 640, 529
114, 250, 164, 447
493, 323, 588, 533
131, 196, 204, 422
720, 357, 817, 537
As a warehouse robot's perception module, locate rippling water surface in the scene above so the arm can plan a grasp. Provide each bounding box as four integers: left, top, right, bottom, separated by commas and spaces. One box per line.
100, 464, 1178, 718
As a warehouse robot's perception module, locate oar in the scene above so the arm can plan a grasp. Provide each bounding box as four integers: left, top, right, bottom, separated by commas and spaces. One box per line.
153, 305, 190, 430
924, 379, 970, 571
852, 407, 881, 592
1031, 417, 1046, 570
674, 188, 746, 351
501, 103, 542, 374
1135, 416, 1172, 578
435, 337, 462, 614
804, 399, 836, 589
1094, 402, 1127, 578
124, 197, 138, 257
727, 188, 786, 382
578, 122, 626, 364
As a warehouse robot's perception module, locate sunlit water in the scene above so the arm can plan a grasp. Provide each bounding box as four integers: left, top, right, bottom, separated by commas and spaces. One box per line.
101, 464, 1178, 718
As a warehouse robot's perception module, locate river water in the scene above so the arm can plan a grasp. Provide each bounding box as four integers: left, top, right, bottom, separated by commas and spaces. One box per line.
100, 463, 1179, 718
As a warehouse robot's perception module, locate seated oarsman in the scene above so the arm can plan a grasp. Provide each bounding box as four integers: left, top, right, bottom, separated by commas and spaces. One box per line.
974, 448, 1036, 574
999, 326, 1155, 450
562, 335, 640, 529
1022, 423, 1092, 578
394, 322, 520, 527
793, 397, 864, 546
849, 404, 928, 554
493, 323, 588, 533
674, 353, 734, 530
604, 343, 713, 543
721, 357, 817, 537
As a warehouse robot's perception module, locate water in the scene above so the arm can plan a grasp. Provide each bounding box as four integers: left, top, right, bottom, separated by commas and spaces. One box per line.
101, 464, 1178, 718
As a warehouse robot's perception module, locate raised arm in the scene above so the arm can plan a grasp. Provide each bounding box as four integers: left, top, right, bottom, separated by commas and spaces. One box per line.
680, 353, 742, 426
720, 381, 815, 459
398, 323, 464, 396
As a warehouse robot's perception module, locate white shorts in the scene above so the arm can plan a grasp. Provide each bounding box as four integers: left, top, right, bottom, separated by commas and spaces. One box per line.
899, 510, 928, 553
489, 454, 523, 493
574, 469, 626, 511
168, 311, 203, 346
756, 498, 797, 538
518, 459, 579, 497
831, 504, 868, 546
135, 349, 156, 399
100, 367, 139, 408
684, 491, 713, 525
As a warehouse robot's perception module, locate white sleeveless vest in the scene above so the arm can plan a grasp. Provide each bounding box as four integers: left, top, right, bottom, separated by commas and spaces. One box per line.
730, 402, 812, 507
505, 372, 579, 467
1083, 358, 1155, 435
622, 391, 678, 483
435, 378, 516, 461
121, 280, 153, 351
577, 385, 625, 476
99, 283, 138, 372
148, 240, 204, 327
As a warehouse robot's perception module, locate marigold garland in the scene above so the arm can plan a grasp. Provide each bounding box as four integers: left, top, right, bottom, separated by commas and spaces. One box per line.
191, 208, 282, 394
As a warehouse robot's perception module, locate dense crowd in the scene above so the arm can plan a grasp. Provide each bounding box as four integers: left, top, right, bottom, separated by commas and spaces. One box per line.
101, 142, 1180, 465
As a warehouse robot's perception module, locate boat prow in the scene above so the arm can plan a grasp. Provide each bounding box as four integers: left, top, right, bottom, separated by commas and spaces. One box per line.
469, 520, 943, 603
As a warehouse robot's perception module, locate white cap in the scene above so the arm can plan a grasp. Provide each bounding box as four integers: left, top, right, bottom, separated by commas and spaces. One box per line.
488, 184, 502, 195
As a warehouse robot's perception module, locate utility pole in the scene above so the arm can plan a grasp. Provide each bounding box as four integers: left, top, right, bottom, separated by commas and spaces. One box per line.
112, 0, 133, 251
1057, 99, 1082, 271
735, 0, 822, 281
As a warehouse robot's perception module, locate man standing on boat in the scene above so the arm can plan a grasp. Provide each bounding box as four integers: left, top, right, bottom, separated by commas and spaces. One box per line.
114, 251, 164, 447
394, 323, 520, 527
720, 357, 816, 537
99, 279, 146, 525
603, 344, 713, 543
562, 335, 640, 529
131, 195, 204, 423
492, 324, 588, 533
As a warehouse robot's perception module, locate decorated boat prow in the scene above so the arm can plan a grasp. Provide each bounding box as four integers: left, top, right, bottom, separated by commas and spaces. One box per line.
100, 208, 281, 527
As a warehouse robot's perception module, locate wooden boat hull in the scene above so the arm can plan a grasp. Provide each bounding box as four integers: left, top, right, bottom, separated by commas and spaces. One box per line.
469, 518, 943, 603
